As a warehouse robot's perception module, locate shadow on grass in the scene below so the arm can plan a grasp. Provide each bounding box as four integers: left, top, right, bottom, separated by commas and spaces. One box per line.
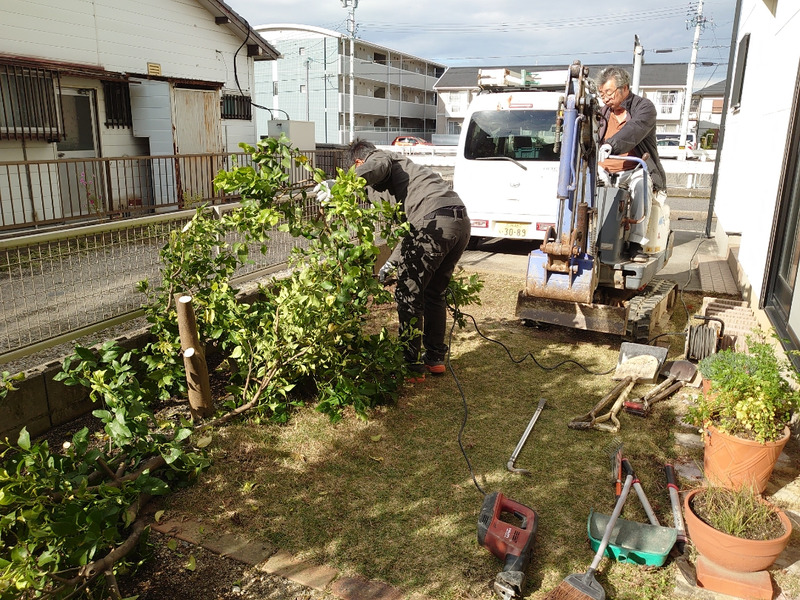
160, 273, 747, 600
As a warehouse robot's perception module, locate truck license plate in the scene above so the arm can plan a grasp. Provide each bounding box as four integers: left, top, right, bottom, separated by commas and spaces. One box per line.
496, 222, 529, 238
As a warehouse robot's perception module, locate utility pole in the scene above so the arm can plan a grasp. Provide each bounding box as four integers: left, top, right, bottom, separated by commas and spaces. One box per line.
632, 35, 644, 95
341, 0, 358, 143
679, 0, 707, 160
305, 59, 310, 121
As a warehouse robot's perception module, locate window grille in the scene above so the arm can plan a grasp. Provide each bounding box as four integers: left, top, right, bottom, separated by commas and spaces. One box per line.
731, 34, 750, 110
102, 81, 132, 128
221, 94, 252, 120
0, 63, 63, 141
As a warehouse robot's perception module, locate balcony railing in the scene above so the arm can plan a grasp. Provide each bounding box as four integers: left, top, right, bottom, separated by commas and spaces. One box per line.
0, 149, 349, 233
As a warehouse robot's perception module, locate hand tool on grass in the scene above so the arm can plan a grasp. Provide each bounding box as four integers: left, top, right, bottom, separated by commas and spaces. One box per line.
623, 360, 697, 417
478, 491, 538, 600
569, 343, 666, 432
588, 456, 678, 567
621, 458, 659, 526
543, 473, 634, 600
664, 463, 697, 585
605, 440, 623, 503
506, 398, 546, 475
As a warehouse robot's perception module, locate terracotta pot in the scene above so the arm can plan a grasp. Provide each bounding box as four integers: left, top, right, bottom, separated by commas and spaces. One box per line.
703, 423, 790, 493
684, 488, 792, 572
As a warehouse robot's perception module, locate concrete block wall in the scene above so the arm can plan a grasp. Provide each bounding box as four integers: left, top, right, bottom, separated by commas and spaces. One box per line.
1, 328, 154, 443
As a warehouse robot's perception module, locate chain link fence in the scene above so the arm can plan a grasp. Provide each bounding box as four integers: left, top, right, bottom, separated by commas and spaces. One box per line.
0, 208, 310, 364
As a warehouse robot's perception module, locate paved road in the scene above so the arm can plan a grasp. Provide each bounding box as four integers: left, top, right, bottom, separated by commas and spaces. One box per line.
460, 193, 712, 279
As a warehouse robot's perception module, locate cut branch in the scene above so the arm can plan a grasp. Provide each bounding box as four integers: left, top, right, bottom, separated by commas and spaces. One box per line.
175, 293, 213, 418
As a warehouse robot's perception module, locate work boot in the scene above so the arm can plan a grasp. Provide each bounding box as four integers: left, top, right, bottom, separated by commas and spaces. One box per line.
423, 356, 446, 375
405, 363, 426, 383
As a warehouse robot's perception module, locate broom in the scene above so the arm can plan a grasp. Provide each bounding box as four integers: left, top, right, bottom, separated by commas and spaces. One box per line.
542, 472, 634, 600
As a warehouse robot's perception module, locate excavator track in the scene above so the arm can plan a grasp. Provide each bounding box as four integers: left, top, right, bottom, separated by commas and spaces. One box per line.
625, 279, 678, 342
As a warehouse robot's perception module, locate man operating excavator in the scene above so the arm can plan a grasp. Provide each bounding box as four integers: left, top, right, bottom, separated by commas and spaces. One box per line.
596, 66, 667, 262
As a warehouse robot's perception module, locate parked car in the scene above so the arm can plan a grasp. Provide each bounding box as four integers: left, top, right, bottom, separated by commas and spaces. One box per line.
656, 136, 695, 160
391, 136, 432, 146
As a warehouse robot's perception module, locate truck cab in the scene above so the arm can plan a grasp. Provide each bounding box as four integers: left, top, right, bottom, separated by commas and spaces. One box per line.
453, 68, 568, 245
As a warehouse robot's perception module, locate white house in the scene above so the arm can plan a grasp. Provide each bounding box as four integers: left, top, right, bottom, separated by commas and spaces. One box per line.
691, 80, 726, 148
711, 0, 800, 361
0, 0, 278, 227
253, 24, 445, 146
434, 63, 691, 139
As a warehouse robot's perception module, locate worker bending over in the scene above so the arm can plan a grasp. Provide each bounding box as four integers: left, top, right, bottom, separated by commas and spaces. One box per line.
347, 139, 470, 380
596, 66, 666, 262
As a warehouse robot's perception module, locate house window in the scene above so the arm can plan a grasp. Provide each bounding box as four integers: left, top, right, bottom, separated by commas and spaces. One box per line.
712, 99, 723, 114
731, 33, 751, 110
300, 84, 306, 94
102, 81, 132, 128
0, 63, 63, 141
221, 94, 252, 120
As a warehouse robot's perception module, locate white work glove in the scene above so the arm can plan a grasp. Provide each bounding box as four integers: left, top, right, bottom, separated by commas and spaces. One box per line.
378, 260, 397, 285
312, 179, 336, 204
597, 167, 611, 186
597, 143, 613, 163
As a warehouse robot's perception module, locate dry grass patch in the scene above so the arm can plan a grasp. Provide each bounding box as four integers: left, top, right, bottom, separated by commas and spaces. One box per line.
165, 271, 711, 600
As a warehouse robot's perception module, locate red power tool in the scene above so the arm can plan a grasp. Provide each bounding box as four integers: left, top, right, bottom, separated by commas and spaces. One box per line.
477, 491, 538, 600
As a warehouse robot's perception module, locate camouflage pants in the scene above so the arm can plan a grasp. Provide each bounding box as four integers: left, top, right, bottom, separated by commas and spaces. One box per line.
395, 209, 471, 366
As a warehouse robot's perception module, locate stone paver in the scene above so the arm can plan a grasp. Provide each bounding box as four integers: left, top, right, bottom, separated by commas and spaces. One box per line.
331, 575, 405, 600
258, 550, 338, 591
151, 517, 275, 565
697, 257, 740, 296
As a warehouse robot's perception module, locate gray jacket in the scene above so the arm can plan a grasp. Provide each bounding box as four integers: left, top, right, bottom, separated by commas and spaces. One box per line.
355, 149, 463, 227
598, 92, 666, 191
355, 149, 464, 262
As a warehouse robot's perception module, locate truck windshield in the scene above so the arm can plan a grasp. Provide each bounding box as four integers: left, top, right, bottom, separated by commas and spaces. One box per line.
464, 110, 559, 161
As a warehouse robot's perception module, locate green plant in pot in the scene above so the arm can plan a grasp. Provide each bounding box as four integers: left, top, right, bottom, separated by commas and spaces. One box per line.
684, 483, 792, 574
689, 335, 800, 492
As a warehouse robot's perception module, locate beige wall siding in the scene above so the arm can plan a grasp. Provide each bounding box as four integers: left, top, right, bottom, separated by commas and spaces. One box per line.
2, 0, 256, 94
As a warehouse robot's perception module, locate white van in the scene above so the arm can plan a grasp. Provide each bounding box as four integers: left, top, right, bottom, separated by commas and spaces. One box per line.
453, 69, 566, 244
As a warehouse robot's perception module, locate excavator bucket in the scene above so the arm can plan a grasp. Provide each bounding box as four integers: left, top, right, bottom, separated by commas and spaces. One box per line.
516, 291, 629, 336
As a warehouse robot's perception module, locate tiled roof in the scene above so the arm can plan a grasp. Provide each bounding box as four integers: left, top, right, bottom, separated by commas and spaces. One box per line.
694, 80, 727, 96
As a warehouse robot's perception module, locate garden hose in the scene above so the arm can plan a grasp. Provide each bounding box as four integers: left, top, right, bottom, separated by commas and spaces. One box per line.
684, 315, 724, 361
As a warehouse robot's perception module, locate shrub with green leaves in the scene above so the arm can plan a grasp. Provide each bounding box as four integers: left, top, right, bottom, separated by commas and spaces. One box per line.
689, 337, 800, 443
1, 342, 210, 599
139, 134, 481, 422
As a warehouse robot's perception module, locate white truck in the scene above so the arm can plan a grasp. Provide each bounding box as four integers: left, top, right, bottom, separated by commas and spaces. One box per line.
453, 68, 568, 246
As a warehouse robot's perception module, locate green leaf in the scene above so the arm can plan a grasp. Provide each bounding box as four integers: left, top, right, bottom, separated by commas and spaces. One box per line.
167, 539, 178, 551
185, 554, 196, 571
155, 510, 165, 522
17, 427, 30, 450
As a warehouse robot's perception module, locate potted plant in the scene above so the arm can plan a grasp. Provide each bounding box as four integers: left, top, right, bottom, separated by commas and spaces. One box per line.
684, 484, 792, 573
689, 335, 800, 492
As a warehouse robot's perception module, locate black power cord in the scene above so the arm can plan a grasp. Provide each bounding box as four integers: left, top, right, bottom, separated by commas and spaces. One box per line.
442, 290, 617, 497
232, 25, 290, 120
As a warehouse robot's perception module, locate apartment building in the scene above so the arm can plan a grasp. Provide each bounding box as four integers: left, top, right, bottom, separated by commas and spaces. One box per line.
253, 24, 445, 145
434, 63, 691, 138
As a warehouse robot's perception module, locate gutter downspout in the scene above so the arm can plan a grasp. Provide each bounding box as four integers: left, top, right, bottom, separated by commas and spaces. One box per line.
705, 0, 743, 238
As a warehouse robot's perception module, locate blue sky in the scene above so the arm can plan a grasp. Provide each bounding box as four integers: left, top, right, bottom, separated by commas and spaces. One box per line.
228, 0, 737, 89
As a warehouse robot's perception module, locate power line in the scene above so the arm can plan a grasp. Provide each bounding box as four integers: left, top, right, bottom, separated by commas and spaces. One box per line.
361, 7, 690, 34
